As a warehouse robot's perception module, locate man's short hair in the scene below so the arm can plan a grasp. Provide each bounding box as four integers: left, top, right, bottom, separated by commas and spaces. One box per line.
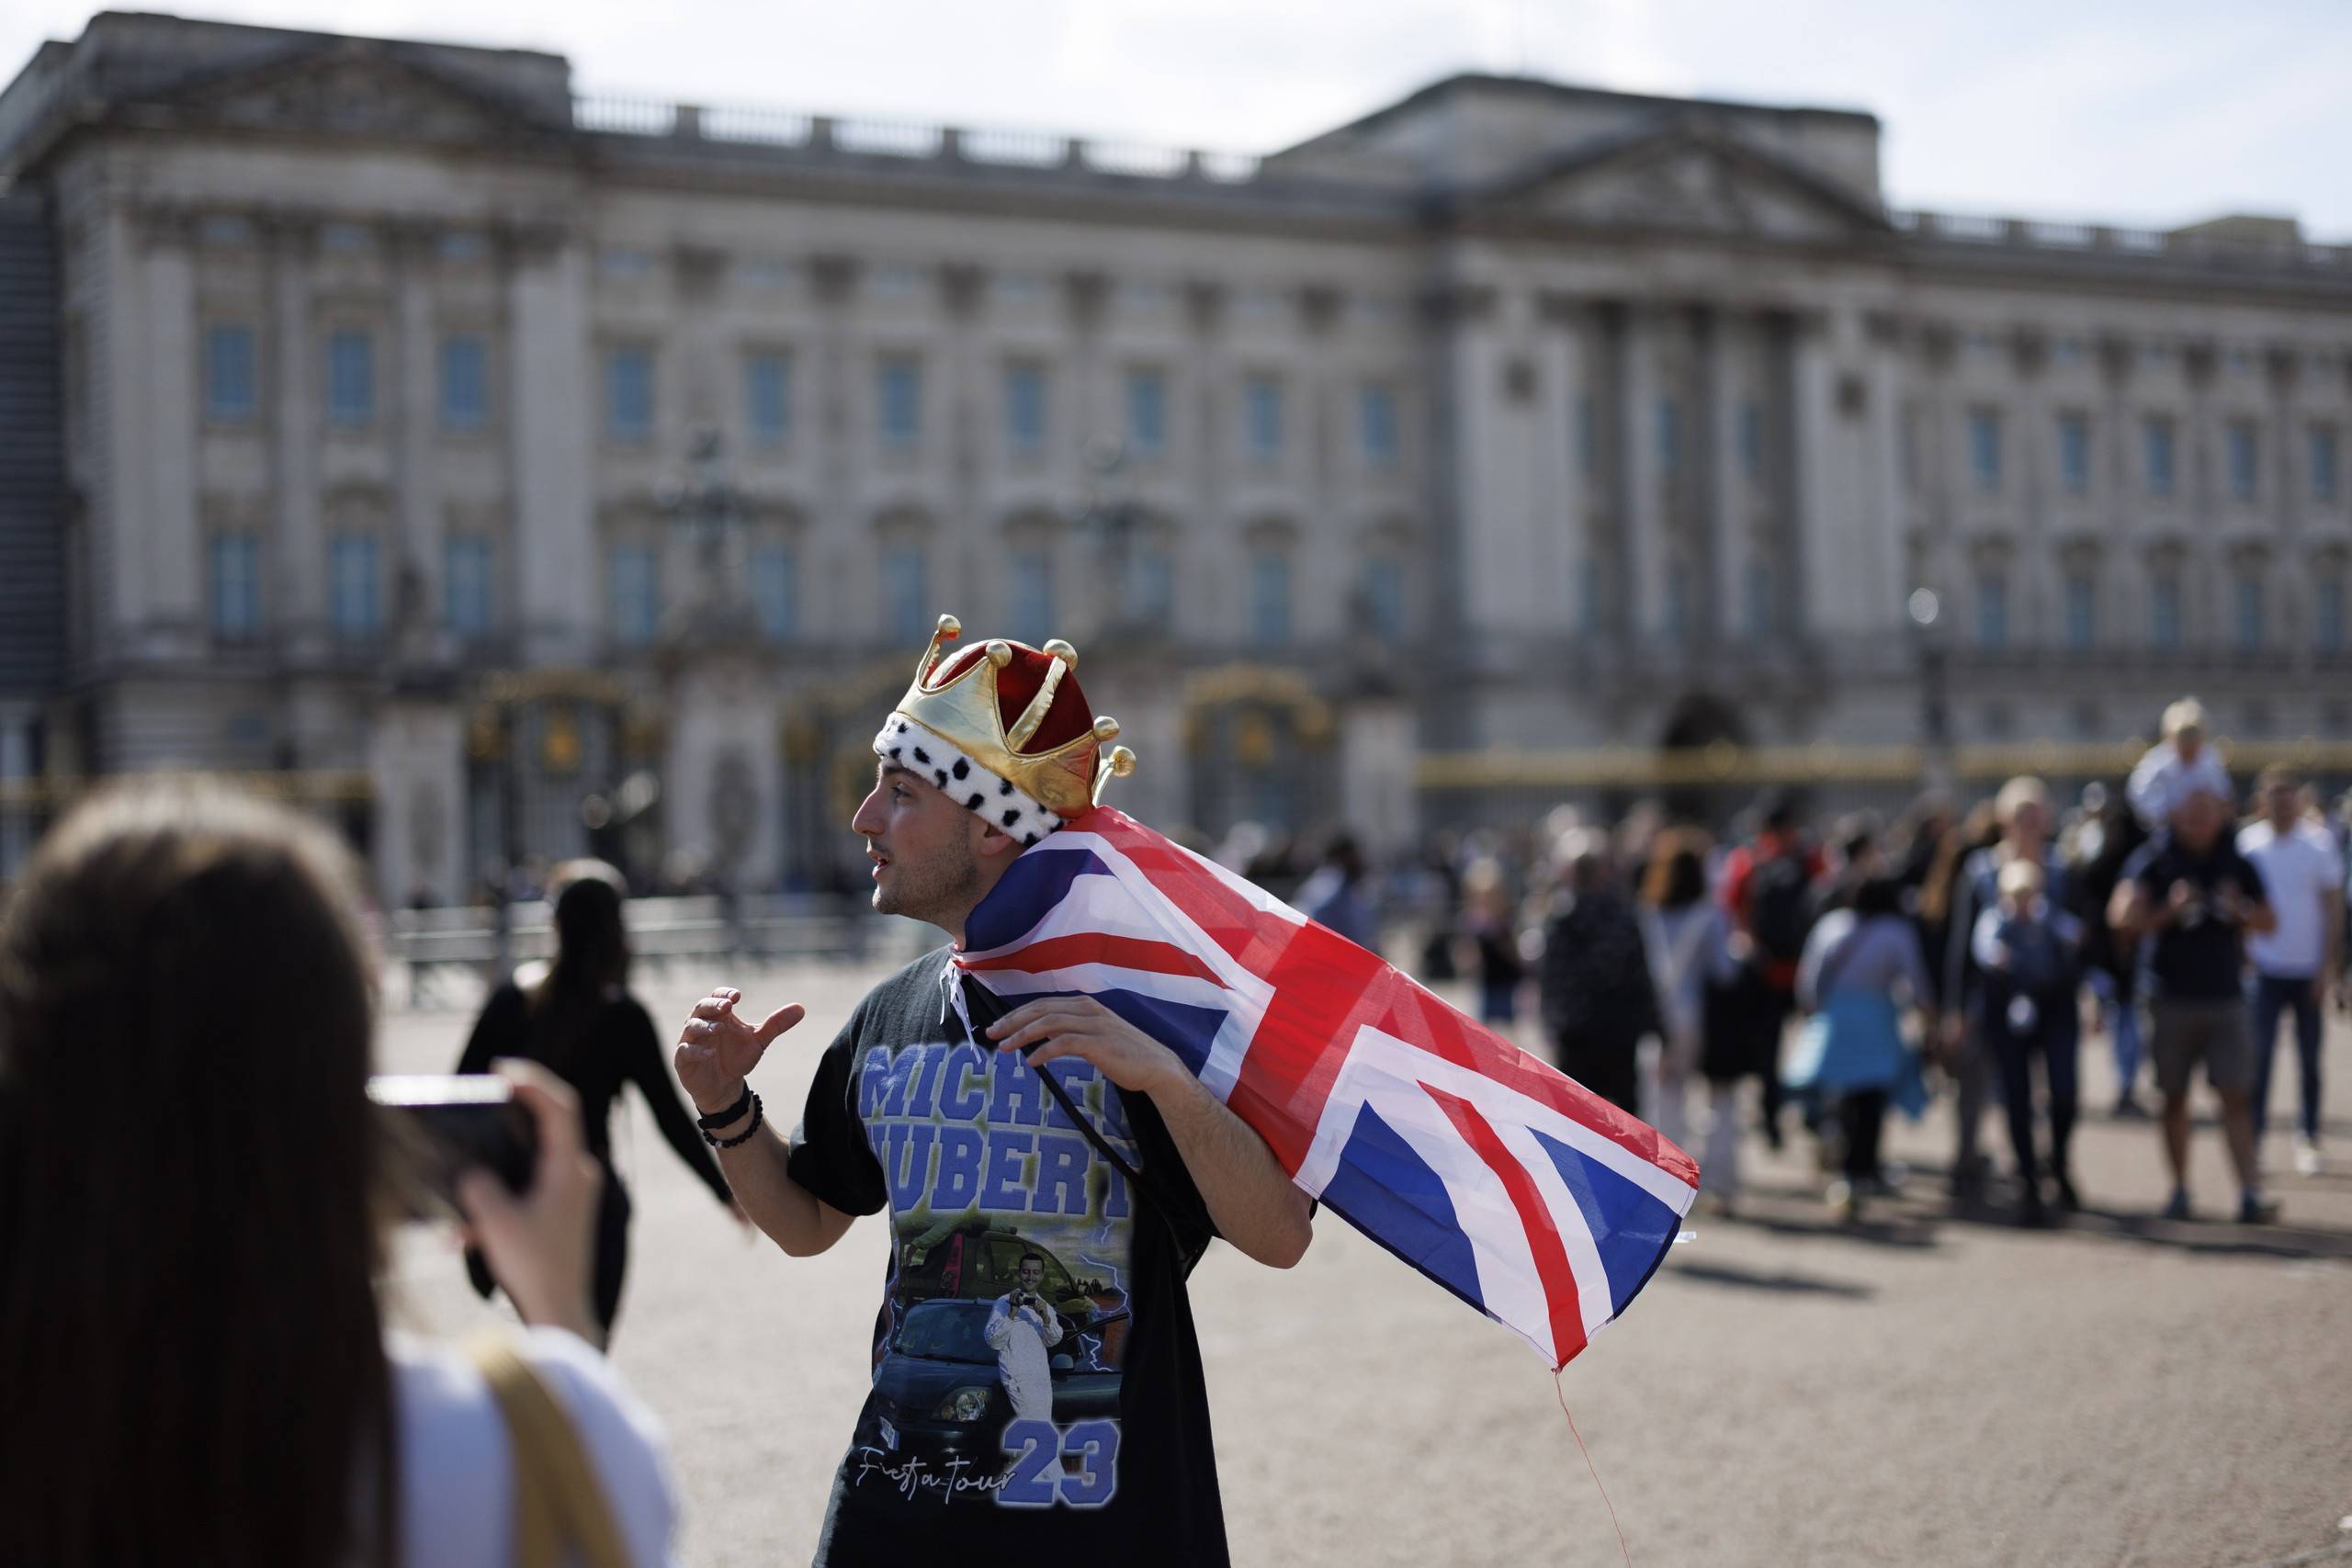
1019, 1252, 1044, 1268
2256, 762, 2300, 794
1995, 775, 2048, 827
2161, 698, 2208, 739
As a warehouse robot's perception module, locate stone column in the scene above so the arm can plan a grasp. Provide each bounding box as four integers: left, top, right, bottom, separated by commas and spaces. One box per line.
2182, 340, 2219, 647
504, 226, 594, 664
810, 254, 860, 647
2010, 328, 2049, 645
2266, 345, 2309, 675
1182, 279, 1228, 641
1621, 303, 1662, 644
268, 217, 326, 660
1785, 310, 1838, 640
131, 207, 201, 660
1339, 698, 1417, 858
391, 225, 440, 658
1701, 303, 1739, 647
368, 700, 465, 904
664, 658, 784, 892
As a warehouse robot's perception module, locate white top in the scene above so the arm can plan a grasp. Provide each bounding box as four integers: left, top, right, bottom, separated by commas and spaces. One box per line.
983, 1292, 1062, 1420
2238, 820, 2346, 978
2126, 741, 2233, 829
388, 1328, 679, 1568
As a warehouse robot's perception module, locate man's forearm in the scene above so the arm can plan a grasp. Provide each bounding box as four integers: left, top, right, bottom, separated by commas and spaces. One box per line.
709, 1116, 852, 1256
1147, 1069, 1313, 1269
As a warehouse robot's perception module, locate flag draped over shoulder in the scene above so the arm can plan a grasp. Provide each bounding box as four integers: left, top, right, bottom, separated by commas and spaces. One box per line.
955, 807, 1699, 1371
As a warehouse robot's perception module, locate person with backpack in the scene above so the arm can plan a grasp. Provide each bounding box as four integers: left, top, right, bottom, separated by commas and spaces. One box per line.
1719, 796, 1826, 1149
1942, 777, 2071, 1208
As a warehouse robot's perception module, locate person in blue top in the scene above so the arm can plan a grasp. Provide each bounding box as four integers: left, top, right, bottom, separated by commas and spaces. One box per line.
2109, 784, 2278, 1224
1972, 858, 2086, 1225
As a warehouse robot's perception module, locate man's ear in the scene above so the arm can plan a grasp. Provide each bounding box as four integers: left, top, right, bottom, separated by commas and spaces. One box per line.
971, 810, 1023, 862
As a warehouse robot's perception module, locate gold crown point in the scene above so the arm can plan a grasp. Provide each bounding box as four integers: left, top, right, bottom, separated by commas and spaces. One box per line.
985, 639, 1014, 668
1042, 638, 1079, 670
936, 614, 962, 638
1091, 715, 1121, 742
1109, 745, 1136, 777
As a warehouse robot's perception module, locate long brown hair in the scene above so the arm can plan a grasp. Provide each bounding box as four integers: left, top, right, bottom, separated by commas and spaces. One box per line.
0, 784, 397, 1567
528, 859, 632, 1066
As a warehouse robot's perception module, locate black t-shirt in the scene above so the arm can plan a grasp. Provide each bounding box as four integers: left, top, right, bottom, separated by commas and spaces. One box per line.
786, 950, 1227, 1567
2121, 833, 2270, 1001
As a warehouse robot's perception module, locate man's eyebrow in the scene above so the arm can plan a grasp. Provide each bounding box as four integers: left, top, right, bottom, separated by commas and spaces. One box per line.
877, 761, 913, 782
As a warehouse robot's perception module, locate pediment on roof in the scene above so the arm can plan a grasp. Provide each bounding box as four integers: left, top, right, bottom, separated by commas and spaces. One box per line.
1473, 126, 1885, 243
141, 42, 559, 150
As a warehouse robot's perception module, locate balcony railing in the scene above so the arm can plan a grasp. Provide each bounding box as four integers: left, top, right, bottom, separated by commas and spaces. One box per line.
571, 94, 1263, 186
1892, 208, 2351, 270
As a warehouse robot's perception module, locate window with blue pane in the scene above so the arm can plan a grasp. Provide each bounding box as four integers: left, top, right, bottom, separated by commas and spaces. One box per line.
1007, 549, 1053, 643
439, 335, 487, 434
1975, 568, 2007, 649
877, 357, 922, 451
2316, 578, 2346, 653
1126, 545, 1173, 624
2057, 412, 2090, 494
1004, 365, 1046, 458
752, 545, 796, 641
2064, 572, 2096, 651
1362, 555, 1405, 638
1657, 399, 1681, 478
327, 331, 374, 427
2227, 423, 2258, 501
2143, 417, 2176, 497
443, 535, 494, 638
2234, 573, 2264, 650
746, 354, 790, 448
1243, 375, 1283, 462
2312, 427, 2339, 502
1745, 562, 1773, 640
605, 346, 653, 444
882, 547, 928, 641
205, 324, 256, 423
1737, 401, 1763, 479
328, 533, 381, 638
1126, 370, 1167, 458
2152, 573, 2182, 649
1359, 384, 1398, 467
611, 543, 660, 646
1249, 551, 1291, 647
1968, 408, 2001, 491
209, 532, 261, 640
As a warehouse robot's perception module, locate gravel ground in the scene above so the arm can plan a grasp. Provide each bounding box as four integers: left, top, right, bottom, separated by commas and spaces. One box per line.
380, 954, 2352, 1568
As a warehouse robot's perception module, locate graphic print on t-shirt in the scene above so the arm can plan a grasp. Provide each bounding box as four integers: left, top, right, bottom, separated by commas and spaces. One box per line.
847, 1035, 1139, 1511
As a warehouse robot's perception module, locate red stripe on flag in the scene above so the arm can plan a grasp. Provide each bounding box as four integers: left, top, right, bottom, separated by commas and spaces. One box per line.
1422, 1080, 1588, 1371
956, 931, 1227, 985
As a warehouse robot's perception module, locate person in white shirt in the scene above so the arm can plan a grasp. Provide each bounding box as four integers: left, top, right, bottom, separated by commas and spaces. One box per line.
2238, 765, 2346, 1176
0, 784, 679, 1567
984, 1252, 1066, 1422
2127, 698, 2233, 831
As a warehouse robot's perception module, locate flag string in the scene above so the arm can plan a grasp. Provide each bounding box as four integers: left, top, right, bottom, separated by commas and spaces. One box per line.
1554, 1370, 1632, 1568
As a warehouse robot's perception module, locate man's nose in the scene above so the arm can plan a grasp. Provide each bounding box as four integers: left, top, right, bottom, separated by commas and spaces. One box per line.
850, 785, 885, 836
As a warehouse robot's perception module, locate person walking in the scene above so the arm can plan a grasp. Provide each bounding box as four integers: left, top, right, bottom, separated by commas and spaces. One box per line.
1718, 796, 1825, 1148
671, 617, 1313, 1565
1460, 857, 1526, 1029
2237, 765, 2344, 1177
458, 859, 738, 1338
2067, 782, 2152, 1118
1539, 832, 1663, 1116
1972, 859, 2087, 1224
1637, 829, 1730, 1168
0, 784, 679, 1567
1942, 777, 2069, 1206
2109, 784, 2278, 1223
1784, 874, 1933, 1223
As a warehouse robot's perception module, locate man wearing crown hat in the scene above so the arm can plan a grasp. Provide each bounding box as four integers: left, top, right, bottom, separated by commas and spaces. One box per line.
675, 615, 1313, 1565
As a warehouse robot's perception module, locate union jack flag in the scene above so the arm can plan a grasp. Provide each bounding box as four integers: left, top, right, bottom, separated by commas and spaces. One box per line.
956, 807, 1699, 1371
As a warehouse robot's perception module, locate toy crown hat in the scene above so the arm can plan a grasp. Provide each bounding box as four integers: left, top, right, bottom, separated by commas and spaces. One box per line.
886, 615, 1137, 821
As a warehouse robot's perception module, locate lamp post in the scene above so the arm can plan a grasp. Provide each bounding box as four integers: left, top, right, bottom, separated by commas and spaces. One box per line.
1908, 586, 1954, 792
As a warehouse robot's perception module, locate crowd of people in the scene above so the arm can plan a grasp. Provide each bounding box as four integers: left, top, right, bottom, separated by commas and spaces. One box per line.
1419, 699, 2351, 1228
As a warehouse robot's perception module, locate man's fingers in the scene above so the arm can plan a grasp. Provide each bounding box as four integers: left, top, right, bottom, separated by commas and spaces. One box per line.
691, 996, 737, 1021
1024, 1037, 1092, 1069
989, 1014, 1085, 1052
754, 1003, 807, 1045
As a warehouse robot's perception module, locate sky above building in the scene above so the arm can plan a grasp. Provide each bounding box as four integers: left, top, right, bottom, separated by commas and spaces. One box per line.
9, 0, 2351, 235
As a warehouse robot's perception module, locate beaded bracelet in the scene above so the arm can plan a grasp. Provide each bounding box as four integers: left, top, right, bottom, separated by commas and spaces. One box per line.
695, 1082, 754, 1131
705, 1092, 763, 1150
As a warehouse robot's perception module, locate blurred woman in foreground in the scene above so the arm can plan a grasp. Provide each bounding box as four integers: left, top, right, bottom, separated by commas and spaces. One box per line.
0, 785, 677, 1566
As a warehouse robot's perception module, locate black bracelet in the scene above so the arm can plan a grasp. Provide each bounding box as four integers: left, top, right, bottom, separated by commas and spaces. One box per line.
706, 1092, 763, 1149
695, 1083, 754, 1131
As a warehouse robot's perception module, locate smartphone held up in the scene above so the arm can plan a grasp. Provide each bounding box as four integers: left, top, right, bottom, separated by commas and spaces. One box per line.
369, 1074, 538, 1218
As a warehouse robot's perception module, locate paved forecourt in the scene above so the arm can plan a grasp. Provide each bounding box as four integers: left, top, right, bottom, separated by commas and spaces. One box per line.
380, 949, 2352, 1568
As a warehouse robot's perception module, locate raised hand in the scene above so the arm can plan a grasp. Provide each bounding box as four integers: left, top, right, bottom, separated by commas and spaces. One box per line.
674, 987, 806, 1116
